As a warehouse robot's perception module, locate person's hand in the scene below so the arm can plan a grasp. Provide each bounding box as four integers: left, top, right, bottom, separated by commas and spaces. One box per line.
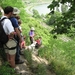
20, 41, 26, 49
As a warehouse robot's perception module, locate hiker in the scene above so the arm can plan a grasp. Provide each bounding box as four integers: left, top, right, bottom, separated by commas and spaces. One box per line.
9, 8, 24, 64
25, 37, 42, 50
15, 15, 26, 53
25, 41, 37, 50
29, 27, 35, 44
16, 16, 22, 36
1, 6, 16, 68
35, 36, 42, 49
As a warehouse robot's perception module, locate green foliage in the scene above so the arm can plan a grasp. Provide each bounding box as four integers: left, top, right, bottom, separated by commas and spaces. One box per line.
48, 0, 75, 34
39, 34, 75, 75
45, 11, 62, 25
23, 50, 32, 65
11, 0, 51, 45
1, 0, 75, 75
32, 9, 41, 19
34, 64, 47, 75
0, 0, 24, 8
0, 62, 17, 75
48, 60, 71, 75
61, 4, 68, 13
0, 48, 6, 61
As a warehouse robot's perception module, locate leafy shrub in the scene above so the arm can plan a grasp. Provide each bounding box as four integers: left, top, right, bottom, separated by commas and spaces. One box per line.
0, 62, 17, 75
32, 9, 41, 19
0, 48, 7, 61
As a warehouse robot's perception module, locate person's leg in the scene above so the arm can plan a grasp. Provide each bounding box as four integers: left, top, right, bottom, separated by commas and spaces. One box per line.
4, 46, 9, 62
30, 37, 33, 44
15, 43, 24, 64
10, 55, 15, 68
15, 44, 20, 62
8, 49, 16, 68
6, 53, 9, 62
9, 54, 16, 68
4, 39, 17, 68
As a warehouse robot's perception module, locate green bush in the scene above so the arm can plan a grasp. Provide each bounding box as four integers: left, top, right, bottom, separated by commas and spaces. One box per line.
0, 62, 18, 75
0, 48, 6, 61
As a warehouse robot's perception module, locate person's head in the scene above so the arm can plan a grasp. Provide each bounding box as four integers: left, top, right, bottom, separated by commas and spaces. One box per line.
31, 27, 35, 31
4, 6, 14, 18
12, 7, 20, 17
13, 7, 20, 15
18, 19, 22, 25
15, 15, 20, 20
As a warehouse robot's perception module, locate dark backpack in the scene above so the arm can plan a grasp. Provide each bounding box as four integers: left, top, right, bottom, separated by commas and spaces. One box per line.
0, 17, 9, 47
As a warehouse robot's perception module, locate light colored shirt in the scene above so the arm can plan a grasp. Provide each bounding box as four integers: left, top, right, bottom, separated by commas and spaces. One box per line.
29, 30, 34, 37
1, 16, 14, 35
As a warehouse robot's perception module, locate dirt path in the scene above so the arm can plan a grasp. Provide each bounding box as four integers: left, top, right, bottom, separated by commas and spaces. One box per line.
15, 50, 56, 75
15, 55, 33, 75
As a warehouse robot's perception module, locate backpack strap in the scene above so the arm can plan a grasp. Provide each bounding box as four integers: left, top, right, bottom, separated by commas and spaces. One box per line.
0, 17, 7, 22
5, 44, 17, 50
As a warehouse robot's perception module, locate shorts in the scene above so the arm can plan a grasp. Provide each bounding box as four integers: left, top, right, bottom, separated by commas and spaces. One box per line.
4, 39, 17, 55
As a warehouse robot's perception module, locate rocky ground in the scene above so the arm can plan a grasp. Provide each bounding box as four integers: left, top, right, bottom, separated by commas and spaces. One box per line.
15, 50, 56, 75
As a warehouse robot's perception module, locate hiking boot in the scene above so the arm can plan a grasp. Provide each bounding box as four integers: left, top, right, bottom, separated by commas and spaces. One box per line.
15, 60, 24, 64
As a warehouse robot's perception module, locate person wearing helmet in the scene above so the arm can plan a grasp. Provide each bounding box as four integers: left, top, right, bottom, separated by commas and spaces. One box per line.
29, 27, 35, 44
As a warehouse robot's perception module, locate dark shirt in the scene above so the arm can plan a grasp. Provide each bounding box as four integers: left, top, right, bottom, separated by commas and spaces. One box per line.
9, 17, 19, 28
9, 17, 19, 42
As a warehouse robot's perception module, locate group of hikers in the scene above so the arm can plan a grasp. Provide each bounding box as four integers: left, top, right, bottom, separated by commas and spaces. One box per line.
0, 6, 42, 73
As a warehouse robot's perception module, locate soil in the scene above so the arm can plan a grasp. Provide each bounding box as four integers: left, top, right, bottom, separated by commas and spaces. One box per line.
15, 50, 56, 75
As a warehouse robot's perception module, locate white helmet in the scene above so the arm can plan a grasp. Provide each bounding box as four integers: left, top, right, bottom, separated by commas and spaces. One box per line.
31, 27, 35, 30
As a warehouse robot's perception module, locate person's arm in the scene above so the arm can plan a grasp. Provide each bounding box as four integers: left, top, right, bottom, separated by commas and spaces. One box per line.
9, 32, 15, 39
5, 19, 15, 39
15, 28, 22, 43
10, 18, 22, 43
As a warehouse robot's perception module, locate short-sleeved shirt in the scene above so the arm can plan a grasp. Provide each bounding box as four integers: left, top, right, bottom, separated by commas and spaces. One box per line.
9, 17, 20, 42
9, 17, 19, 28
29, 30, 34, 37
36, 39, 40, 45
1, 16, 14, 35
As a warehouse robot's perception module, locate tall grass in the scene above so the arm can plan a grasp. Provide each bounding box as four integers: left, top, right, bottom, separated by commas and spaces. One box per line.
38, 37, 75, 75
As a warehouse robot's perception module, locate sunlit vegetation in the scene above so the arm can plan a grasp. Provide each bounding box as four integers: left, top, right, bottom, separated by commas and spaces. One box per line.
0, 0, 75, 75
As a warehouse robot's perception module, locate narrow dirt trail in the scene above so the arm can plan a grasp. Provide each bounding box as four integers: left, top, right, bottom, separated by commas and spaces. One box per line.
15, 51, 56, 75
